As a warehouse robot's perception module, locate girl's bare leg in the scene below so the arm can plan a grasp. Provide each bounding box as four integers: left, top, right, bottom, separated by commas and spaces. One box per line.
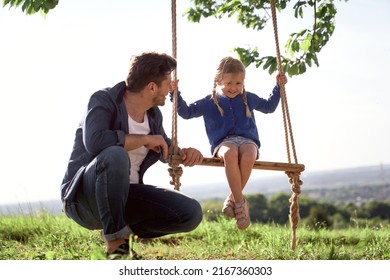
238, 143, 257, 189
217, 143, 243, 203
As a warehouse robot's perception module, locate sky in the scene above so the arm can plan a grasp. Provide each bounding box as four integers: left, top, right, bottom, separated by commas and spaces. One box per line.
0, 0, 389, 205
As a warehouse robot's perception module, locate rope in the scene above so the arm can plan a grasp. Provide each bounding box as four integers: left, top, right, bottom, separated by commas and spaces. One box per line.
270, 0, 302, 251
286, 171, 302, 251
269, 0, 298, 164
169, 0, 182, 190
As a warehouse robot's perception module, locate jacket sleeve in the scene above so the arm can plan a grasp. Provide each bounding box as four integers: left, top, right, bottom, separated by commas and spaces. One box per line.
82, 91, 125, 155
170, 91, 203, 119
253, 85, 281, 114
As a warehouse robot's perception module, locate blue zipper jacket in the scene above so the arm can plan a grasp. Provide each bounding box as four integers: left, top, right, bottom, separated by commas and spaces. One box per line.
61, 81, 171, 203
174, 85, 280, 154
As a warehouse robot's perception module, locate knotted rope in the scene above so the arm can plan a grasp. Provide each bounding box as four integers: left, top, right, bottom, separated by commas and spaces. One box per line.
168, 0, 182, 190
270, 0, 302, 251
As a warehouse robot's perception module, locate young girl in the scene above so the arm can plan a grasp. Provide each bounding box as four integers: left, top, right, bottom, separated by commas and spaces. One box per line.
172, 56, 287, 230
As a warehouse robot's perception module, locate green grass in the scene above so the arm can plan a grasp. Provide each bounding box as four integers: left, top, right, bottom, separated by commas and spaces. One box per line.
0, 211, 389, 260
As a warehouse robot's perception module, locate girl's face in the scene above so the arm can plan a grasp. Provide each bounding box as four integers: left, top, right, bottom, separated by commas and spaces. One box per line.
216, 72, 245, 98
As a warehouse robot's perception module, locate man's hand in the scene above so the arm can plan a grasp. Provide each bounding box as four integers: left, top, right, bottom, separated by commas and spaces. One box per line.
144, 135, 169, 160
180, 147, 203, 167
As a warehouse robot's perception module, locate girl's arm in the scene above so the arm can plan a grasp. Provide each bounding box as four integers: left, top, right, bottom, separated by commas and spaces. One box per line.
170, 79, 204, 119
252, 72, 288, 114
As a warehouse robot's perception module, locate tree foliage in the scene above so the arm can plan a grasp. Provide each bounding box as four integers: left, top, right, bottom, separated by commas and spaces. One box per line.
2, 0, 347, 76
2, 0, 58, 16
185, 0, 348, 76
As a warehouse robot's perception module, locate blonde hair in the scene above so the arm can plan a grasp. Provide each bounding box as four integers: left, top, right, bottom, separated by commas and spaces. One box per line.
211, 57, 251, 118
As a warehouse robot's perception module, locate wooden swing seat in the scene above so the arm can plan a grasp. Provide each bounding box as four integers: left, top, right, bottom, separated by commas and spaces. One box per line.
170, 155, 305, 173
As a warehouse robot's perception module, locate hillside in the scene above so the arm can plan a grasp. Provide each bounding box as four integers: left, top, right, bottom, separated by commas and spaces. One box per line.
182, 163, 390, 203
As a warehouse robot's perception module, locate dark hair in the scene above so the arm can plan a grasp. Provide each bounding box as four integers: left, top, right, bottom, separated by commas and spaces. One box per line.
126, 52, 177, 92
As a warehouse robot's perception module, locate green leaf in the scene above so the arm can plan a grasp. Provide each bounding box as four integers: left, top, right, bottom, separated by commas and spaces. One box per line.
21, 0, 29, 12
297, 29, 307, 36
292, 40, 300, 52
305, 53, 313, 67
301, 34, 312, 52
285, 37, 292, 49
33, 0, 43, 12
299, 62, 307, 74
318, 5, 328, 18
287, 64, 299, 76
3, 0, 12, 7
16, 0, 24, 7
312, 54, 319, 67
268, 60, 277, 75
262, 56, 274, 70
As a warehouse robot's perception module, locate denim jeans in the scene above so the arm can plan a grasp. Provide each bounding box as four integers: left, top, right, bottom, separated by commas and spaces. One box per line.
70, 146, 202, 242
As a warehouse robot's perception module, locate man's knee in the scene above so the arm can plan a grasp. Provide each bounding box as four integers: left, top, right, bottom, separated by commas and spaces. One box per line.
96, 146, 130, 173
185, 199, 203, 230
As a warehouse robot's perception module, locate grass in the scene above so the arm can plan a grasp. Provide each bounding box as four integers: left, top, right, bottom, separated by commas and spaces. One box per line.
0, 211, 389, 260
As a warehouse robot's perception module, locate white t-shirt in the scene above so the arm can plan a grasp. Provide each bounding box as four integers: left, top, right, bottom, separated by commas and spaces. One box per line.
127, 113, 150, 184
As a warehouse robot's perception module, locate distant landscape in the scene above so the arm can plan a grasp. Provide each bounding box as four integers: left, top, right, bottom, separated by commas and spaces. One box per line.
184, 163, 390, 203
1, 163, 389, 215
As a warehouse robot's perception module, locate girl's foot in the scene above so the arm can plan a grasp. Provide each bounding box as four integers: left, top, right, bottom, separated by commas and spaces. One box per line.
234, 200, 250, 230
222, 195, 235, 218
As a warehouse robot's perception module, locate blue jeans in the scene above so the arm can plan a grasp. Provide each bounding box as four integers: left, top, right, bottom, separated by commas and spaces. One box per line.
70, 146, 202, 242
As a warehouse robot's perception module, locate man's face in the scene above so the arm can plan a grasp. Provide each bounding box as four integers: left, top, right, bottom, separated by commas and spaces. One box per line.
153, 74, 172, 106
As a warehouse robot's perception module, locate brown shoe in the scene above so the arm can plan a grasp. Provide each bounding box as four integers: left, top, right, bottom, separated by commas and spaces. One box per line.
222, 195, 235, 218
234, 200, 250, 230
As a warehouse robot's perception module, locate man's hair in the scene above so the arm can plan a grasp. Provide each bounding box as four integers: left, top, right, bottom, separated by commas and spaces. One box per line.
126, 52, 177, 92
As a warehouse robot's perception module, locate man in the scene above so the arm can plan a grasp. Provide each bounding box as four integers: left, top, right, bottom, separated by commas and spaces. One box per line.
61, 52, 203, 255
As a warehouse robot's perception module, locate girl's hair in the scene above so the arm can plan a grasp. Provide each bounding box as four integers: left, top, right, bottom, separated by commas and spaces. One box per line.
126, 52, 177, 92
211, 56, 251, 118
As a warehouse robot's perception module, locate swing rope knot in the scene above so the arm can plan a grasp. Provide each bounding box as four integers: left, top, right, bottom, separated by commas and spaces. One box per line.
168, 155, 182, 190
286, 171, 303, 250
